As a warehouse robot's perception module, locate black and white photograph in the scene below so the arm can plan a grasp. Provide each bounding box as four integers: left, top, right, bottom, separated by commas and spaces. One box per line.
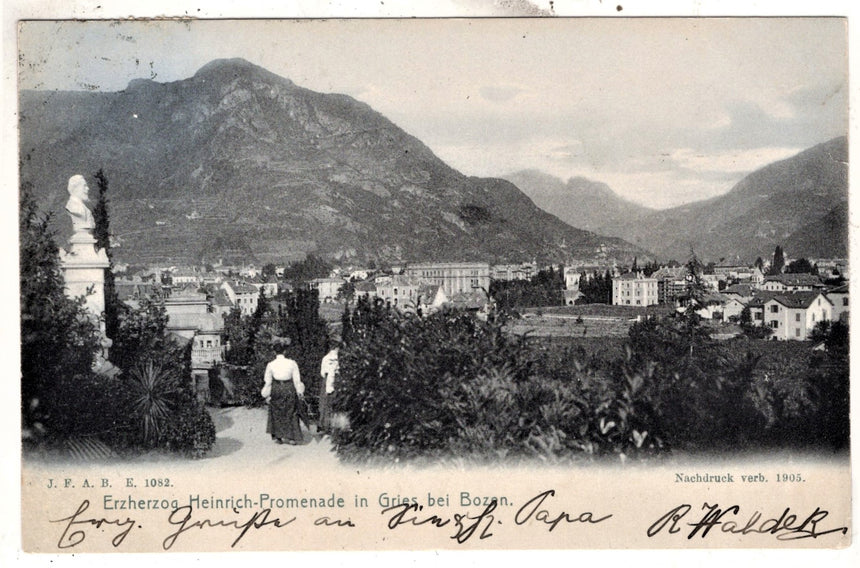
10, 5, 855, 555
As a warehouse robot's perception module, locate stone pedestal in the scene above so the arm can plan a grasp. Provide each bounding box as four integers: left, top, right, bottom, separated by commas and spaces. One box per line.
60, 230, 110, 335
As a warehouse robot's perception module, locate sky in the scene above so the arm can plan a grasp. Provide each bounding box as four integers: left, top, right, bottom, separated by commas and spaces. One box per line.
17, 17, 848, 209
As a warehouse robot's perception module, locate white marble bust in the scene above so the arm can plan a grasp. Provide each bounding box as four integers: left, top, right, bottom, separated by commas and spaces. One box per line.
65, 174, 95, 233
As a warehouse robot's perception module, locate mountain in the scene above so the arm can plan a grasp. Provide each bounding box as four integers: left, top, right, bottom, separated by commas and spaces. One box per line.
503, 170, 654, 233
19, 58, 643, 266
597, 137, 848, 262
783, 201, 848, 259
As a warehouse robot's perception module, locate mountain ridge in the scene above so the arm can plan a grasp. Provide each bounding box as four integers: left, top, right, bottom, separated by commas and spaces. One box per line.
503, 170, 655, 233
19, 58, 645, 266
506, 136, 847, 263
598, 136, 848, 261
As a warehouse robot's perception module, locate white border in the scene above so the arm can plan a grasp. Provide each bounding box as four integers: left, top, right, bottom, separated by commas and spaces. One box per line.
2, 1, 858, 567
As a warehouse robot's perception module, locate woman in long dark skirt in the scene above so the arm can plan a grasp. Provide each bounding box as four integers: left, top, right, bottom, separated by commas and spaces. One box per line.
261, 340, 305, 444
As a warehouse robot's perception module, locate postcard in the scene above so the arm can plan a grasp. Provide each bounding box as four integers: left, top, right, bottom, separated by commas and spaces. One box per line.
13, 14, 853, 555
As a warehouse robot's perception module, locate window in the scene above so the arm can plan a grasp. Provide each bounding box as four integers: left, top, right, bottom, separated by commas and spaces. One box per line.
795, 313, 801, 322
795, 329, 801, 337
843, 298, 849, 306
770, 305, 779, 313
769, 320, 779, 329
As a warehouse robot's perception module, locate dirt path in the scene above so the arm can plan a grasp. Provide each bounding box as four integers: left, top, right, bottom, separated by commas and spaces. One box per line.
203, 406, 341, 469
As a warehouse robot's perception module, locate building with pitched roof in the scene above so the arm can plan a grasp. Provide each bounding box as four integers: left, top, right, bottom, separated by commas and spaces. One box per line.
722, 283, 755, 303
612, 272, 658, 306
826, 283, 849, 322
761, 273, 824, 293
759, 291, 833, 340
416, 283, 448, 313
375, 274, 424, 308
220, 280, 260, 315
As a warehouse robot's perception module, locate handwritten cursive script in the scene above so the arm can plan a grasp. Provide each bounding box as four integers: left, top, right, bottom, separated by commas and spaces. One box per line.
382, 499, 499, 543
514, 489, 613, 532
50, 499, 136, 549
381, 489, 612, 543
162, 505, 296, 549
647, 503, 849, 541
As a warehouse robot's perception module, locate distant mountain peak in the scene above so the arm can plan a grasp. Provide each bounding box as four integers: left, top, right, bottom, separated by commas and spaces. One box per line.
125, 78, 158, 91
503, 170, 654, 233
192, 57, 294, 87
20, 60, 645, 265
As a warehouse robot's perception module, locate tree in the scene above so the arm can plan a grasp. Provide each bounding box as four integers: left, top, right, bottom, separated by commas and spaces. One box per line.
785, 258, 817, 275
261, 263, 278, 280
810, 320, 849, 358
337, 279, 356, 303
282, 254, 332, 285
20, 183, 101, 435
754, 257, 765, 271
93, 169, 120, 340
489, 267, 564, 309
768, 245, 785, 275
576, 269, 612, 305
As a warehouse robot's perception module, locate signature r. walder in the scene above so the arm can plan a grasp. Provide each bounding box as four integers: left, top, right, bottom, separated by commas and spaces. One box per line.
647, 503, 849, 541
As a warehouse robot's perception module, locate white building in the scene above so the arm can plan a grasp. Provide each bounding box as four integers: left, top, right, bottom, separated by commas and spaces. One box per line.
826, 284, 849, 323
309, 277, 345, 302
405, 262, 491, 298
220, 280, 260, 315
761, 292, 833, 340
375, 274, 423, 308
612, 272, 658, 306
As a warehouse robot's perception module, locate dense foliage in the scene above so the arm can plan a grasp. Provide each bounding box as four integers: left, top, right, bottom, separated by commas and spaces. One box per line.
109, 299, 215, 457
490, 266, 564, 309
329, 258, 848, 463
20, 184, 102, 439
785, 257, 818, 275
576, 270, 613, 304
769, 245, 786, 275
332, 297, 662, 462
282, 254, 332, 286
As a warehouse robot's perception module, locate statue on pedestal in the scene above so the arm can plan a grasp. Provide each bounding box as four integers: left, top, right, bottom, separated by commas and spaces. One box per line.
60, 174, 115, 374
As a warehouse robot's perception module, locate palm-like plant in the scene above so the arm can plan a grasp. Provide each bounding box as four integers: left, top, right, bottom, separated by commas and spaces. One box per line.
128, 360, 181, 446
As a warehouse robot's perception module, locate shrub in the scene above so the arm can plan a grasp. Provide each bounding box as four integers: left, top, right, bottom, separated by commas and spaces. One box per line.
34, 370, 137, 448
330, 295, 849, 463
128, 360, 182, 447
332, 301, 661, 462
162, 397, 217, 459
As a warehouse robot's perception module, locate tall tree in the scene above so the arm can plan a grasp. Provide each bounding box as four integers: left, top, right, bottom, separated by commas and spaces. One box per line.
93, 169, 120, 340
769, 245, 785, 276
